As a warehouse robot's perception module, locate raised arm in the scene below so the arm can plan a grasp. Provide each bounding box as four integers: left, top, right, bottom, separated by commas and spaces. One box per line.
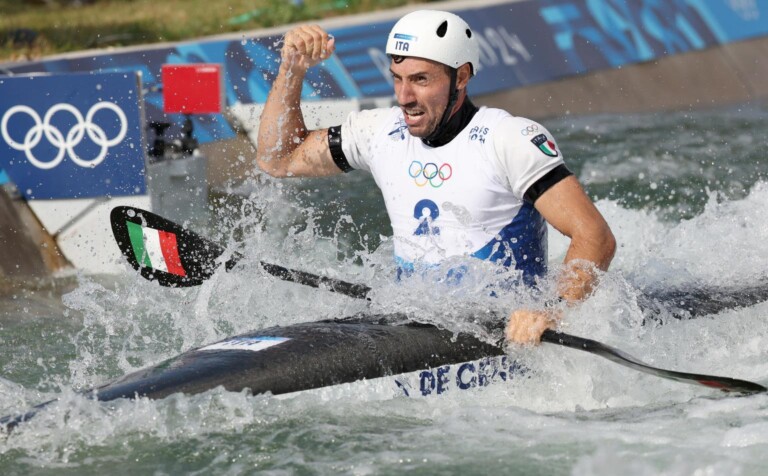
256, 25, 343, 178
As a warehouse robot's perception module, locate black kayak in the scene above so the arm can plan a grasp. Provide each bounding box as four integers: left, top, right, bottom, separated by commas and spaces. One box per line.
95, 316, 504, 400
1, 316, 513, 432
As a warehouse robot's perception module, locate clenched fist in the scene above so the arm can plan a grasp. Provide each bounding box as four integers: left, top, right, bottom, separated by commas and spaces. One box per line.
281, 25, 336, 72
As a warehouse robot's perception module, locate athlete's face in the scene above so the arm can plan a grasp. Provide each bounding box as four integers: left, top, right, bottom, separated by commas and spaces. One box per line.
390, 57, 452, 138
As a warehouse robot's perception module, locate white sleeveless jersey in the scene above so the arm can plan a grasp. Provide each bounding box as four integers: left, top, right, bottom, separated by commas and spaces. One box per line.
339, 106, 566, 282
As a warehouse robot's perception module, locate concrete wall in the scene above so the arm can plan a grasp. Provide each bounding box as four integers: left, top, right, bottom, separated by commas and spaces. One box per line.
480, 36, 768, 119
0, 187, 69, 280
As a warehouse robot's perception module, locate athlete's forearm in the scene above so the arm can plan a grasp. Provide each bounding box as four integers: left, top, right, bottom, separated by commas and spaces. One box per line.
531, 175, 615, 304
557, 227, 616, 303
256, 63, 309, 177
505, 231, 614, 344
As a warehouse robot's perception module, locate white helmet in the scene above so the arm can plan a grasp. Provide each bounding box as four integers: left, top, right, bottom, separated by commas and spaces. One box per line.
385, 10, 479, 76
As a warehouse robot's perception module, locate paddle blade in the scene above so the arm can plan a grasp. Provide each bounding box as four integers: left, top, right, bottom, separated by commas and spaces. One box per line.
110, 206, 229, 287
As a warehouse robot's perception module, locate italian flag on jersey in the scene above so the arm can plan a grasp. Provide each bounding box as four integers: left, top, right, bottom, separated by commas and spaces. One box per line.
126, 221, 186, 277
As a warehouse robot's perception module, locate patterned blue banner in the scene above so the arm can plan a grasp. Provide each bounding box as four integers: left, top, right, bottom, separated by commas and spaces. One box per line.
330, 0, 766, 97
0, 72, 147, 199
0, 0, 765, 150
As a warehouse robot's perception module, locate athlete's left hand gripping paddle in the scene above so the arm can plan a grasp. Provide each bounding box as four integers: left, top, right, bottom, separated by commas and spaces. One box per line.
110, 206, 241, 287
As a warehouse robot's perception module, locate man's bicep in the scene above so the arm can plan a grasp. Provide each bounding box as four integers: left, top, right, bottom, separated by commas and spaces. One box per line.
533, 176, 606, 238
284, 129, 344, 177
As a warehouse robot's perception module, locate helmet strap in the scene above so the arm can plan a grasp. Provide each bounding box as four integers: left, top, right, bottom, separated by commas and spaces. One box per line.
423, 68, 476, 148
423, 68, 457, 146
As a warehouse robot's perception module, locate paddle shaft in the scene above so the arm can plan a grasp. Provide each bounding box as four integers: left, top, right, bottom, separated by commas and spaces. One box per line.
259, 262, 371, 300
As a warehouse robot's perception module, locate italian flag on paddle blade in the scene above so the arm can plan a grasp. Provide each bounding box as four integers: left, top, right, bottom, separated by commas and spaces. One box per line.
126, 221, 186, 277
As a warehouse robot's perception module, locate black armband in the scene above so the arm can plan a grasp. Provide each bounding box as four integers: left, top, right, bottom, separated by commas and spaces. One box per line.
328, 125, 354, 173
524, 164, 573, 204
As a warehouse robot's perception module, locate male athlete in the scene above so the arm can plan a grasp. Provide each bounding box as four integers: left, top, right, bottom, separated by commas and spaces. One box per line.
256, 10, 616, 344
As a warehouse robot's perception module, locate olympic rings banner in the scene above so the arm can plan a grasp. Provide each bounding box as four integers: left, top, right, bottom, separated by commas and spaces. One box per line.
0, 72, 147, 199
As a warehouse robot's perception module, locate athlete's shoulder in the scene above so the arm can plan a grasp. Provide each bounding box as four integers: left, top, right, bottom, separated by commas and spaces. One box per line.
487, 113, 559, 153
341, 107, 406, 170
469, 108, 542, 139
347, 106, 401, 125
482, 111, 546, 138
485, 111, 565, 195
345, 106, 404, 138
469, 106, 511, 125
343, 107, 399, 141
350, 105, 399, 121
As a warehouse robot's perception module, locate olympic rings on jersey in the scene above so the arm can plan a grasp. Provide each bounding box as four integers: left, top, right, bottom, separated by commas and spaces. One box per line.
408, 160, 453, 188
1, 102, 128, 170
519, 124, 539, 136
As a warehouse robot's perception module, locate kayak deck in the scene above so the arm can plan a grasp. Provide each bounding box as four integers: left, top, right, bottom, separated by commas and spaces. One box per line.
95, 316, 504, 401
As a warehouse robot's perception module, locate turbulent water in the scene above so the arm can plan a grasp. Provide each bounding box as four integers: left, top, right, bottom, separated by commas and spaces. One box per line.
2, 102, 768, 475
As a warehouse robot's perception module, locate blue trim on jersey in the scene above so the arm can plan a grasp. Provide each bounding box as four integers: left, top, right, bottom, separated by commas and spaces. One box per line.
394, 203, 547, 287
394, 256, 468, 285
470, 202, 548, 286
394, 255, 415, 281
